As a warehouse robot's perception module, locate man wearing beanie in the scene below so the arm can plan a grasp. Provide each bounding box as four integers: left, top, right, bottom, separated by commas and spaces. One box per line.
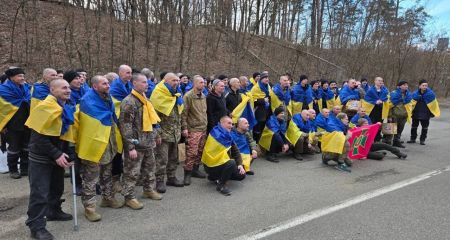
250, 73, 271, 142
64, 70, 82, 106
386, 80, 412, 148
0, 67, 31, 179
259, 106, 289, 162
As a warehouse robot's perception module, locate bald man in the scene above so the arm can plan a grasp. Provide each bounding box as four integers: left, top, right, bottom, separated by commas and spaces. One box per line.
26, 79, 74, 239
225, 78, 242, 113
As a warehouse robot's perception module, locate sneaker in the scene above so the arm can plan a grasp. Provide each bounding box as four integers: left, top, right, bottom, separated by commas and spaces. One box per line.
10, 172, 21, 179
335, 163, 351, 173
216, 182, 231, 196
31, 228, 54, 240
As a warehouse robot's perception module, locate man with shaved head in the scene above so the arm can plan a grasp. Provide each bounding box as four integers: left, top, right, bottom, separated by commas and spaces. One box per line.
25, 78, 75, 239
31, 68, 58, 110
150, 72, 185, 193
225, 77, 242, 113
231, 118, 258, 175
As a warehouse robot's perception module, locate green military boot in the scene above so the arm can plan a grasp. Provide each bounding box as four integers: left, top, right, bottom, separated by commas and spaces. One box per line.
100, 197, 125, 209
142, 190, 163, 200
84, 205, 101, 222
125, 198, 144, 210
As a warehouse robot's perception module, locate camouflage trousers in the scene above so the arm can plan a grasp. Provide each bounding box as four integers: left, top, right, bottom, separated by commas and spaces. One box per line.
155, 140, 179, 182
322, 140, 350, 164
293, 134, 319, 154
184, 131, 207, 171
81, 160, 113, 207
122, 148, 156, 199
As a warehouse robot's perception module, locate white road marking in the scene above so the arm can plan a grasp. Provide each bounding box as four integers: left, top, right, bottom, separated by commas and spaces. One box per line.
232, 165, 450, 240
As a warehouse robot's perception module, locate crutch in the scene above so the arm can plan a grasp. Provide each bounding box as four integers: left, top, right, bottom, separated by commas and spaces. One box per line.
71, 164, 79, 231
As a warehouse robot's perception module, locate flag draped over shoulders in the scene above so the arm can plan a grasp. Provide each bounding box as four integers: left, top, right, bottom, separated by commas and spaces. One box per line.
231, 93, 257, 129
361, 86, 390, 119
25, 95, 76, 142
202, 124, 233, 167
76, 89, 122, 162
0, 80, 30, 130
259, 115, 286, 151
338, 85, 360, 105
291, 83, 313, 113
321, 87, 336, 108
270, 84, 292, 114
31, 82, 49, 110
150, 80, 184, 116
389, 88, 413, 122
110, 78, 132, 116
250, 80, 270, 100
411, 88, 440, 118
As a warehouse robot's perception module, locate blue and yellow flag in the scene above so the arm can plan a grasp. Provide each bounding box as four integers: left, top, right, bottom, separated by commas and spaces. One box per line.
321, 87, 336, 109
247, 77, 257, 91
338, 85, 360, 105
270, 83, 292, 114
202, 124, 233, 167
110, 78, 132, 116
259, 115, 287, 151
250, 80, 270, 100
291, 83, 313, 114
231, 129, 252, 171
31, 82, 50, 110
411, 88, 440, 118
361, 86, 390, 120
130, 89, 160, 132
150, 80, 184, 116
350, 114, 372, 127
25, 95, 76, 143
321, 131, 346, 154
146, 79, 156, 98
389, 88, 413, 122
0, 80, 31, 130
231, 93, 257, 129
76, 89, 122, 162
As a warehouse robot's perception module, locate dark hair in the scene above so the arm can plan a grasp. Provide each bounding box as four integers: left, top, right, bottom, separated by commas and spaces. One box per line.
253, 72, 260, 79
75, 68, 86, 73
361, 78, 368, 82
329, 80, 337, 84
310, 80, 319, 86
320, 79, 329, 86
299, 75, 308, 82
217, 74, 228, 80
56, 69, 64, 74
160, 71, 168, 80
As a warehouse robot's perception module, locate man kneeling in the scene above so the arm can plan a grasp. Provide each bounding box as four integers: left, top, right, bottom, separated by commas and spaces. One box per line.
202, 116, 246, 196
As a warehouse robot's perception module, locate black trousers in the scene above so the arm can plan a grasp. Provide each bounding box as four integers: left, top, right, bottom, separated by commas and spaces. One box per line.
26, 160, 65, 231
6, 129, 30, 173
369, 105, 383, 142
411, 118, 430, 142
253, 121, 266, 143
367, 142, 401, 160
204, 160, 245, 184
112, 153, 123, 176
269, 133, 286, 154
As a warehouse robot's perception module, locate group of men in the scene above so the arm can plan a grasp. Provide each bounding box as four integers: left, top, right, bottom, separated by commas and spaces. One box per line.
0, 66, 441, 239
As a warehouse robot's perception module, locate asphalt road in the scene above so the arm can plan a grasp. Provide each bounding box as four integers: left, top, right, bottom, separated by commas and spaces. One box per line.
1, 109, 450, 240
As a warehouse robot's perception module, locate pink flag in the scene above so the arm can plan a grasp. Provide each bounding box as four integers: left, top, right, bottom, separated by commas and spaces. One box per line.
347, 123, 381, 160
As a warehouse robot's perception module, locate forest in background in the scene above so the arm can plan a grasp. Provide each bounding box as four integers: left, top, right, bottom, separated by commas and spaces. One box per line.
1, 0, 449, 96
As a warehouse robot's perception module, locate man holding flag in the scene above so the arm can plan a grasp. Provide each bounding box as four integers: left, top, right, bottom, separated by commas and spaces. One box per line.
119, 73, 162, 209
150, 72, 185, 193
0, 68, 30, 179
231, 118, 258, 175
77, 75, 124, 222
25, 79, 75, 240
387, 80, 412, 148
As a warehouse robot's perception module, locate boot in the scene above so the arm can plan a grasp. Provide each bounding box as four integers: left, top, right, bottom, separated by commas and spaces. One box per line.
183, 170, 192, 186
397, 153, 407, 159
156, 181, 166, 193
31, 228, 54, 240
7, 153, 19, 177
407, 139, 416, 144
9, 172, 21, 179
47, 205, 73, 221
216, 182, 231, 196
112, 175, 122, 194
191, 165, 206, 178
166, 177, 184, 187
420, 141, 426, 145
84, 205, 101, 222
420, 128, 428, 145
344, 158, 353, 167
125, 198, 144, 210
100, 197, 124, 209
266, 153, 279, 163
293, 152, 303, 161
142, 190, 163, 200
393, 140, 405, 148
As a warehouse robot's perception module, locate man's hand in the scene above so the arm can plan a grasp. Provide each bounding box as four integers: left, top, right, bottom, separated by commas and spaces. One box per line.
129, 149, 138, 160
282, 144, 289, 153
251, 150, 258, 159
55, 153, 72, 168
376, 100, 382, 104
156, 137, 162, 145
182, 129, 188, 137
237, 165, 246, 175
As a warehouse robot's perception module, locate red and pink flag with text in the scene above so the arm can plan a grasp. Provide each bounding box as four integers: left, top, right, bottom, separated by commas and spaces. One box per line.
347, 123, 381, 160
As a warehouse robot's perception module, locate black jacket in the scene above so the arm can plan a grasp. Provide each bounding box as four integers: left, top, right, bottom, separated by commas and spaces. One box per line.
225, 89, 242, 113
206, 93, 229, 132
28, 129, 68, 164
412, 98, 432, 120
6, 101, 30, 131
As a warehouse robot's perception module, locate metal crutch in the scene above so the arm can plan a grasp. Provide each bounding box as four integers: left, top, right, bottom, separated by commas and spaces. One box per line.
71, 164, 79, 231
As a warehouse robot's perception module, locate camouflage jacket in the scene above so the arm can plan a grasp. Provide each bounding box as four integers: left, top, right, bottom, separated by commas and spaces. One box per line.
119, 94, 158, 151
156, 103, 182, 143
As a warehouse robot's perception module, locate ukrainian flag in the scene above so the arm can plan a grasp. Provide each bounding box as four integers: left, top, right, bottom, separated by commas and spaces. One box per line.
259, 115, 287, 151
202, 124, 233, 167
285, 120, 303, 146
76, 89, 123, 162
30, 82, 49, 110
25, 95, 76, 143
110, 78, 132, 116
150, 80, 184, 116
338, 85, 360, 105
361, 86, 390, 120
321, 131, 346, 154
0, 80, 31, 130
231, 129, 252, 171
411, 88, 440, 118
291, 83, 313, 114
231, 93, 257, 129
321, 88, 336, 109
270, 84, 292, 115
250, 80, 270, 100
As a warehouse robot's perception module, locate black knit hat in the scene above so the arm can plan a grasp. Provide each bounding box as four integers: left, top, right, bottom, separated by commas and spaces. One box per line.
419, 79, 427, 85
5, 68, 25, 78
397, 80, 408, 87
63, 70, 80, 83
274, 106, 285, 116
